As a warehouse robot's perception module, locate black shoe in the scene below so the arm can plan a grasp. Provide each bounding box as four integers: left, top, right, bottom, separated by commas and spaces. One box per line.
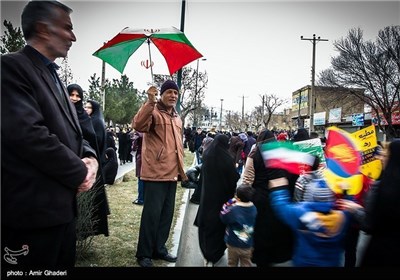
153, 253, 177, 263
137, 257, 153, 267
189, 197, 199, 204
132, 199, 144, 205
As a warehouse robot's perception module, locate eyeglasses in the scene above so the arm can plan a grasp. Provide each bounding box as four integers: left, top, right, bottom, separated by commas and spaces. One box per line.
85, 106, 92, 109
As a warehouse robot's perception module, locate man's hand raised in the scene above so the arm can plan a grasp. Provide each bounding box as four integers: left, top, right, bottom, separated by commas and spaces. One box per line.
147, 86, 158, 103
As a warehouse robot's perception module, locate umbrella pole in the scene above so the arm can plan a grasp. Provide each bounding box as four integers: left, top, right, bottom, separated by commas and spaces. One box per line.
147, 38, 154, 83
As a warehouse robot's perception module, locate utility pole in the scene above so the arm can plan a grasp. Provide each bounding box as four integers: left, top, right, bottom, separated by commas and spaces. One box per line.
301, 34, 328, 134
101, 60, 106, 111
240, 95, 248, 131
219, 99, 224, 131
176, 0, 186, 114
240, 95, 248, 121
297, 90, 302, 128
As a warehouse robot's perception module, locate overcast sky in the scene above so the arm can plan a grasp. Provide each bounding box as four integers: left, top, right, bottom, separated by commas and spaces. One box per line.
2, 0, 399, 114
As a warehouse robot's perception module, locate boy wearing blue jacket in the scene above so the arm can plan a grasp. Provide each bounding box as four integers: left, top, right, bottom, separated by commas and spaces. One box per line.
220, 184, 257, 267
269, 176, 352, 267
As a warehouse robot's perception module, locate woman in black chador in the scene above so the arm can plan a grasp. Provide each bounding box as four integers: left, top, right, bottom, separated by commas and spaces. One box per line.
68, 83, 110, 238
242, 129, 295, 267
84, 99, 110, 237
194, 134, 240, 266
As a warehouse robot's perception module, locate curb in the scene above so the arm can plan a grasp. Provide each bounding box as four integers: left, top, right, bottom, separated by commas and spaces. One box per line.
168, 188, 191, 266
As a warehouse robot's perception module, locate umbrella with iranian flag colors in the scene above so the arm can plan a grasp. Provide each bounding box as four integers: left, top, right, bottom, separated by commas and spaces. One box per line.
93, 27, 203, 81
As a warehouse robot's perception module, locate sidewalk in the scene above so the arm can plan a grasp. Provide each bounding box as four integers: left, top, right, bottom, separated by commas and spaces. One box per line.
173, 153, 244, 266
114, 160, 135, 183
174, 189, 228, 267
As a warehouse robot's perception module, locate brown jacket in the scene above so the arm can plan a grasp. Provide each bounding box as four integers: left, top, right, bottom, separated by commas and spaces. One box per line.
132, 100, 187, 181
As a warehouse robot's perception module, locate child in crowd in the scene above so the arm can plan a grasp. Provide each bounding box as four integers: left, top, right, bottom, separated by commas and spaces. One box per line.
269, 176, 352, 266
220, 184, 257, 267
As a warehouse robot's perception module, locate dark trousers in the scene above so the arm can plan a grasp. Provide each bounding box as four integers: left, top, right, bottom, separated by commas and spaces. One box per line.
190, 173, 203, 202
137, 177, 145, 204
195, 149, 202, 165
135, 181, 177, 259
344, 226, 360, 267
2, 220, 76, 268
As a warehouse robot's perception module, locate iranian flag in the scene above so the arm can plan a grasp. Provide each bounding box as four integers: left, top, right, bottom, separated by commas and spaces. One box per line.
259, 141, 316, 175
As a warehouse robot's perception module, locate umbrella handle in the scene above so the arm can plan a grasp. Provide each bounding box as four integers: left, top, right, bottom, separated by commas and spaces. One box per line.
147, 38, 154, 83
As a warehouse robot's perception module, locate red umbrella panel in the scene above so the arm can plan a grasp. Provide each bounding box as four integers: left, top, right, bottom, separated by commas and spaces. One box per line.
93, 27, 203, 79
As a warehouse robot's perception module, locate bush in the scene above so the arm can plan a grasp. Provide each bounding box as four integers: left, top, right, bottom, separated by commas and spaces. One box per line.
76, 189, 98, 260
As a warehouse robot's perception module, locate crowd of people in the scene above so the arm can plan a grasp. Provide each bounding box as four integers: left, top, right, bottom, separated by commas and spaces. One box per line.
1, 0, 398, 271
182, 126, 399, 267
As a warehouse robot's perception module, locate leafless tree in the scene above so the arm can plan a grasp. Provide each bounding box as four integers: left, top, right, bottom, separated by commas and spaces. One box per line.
260, 93, 288, 128
319, 26, 400, 139
224, 111, 242, 132
153, 66, 208, 128
248, 105, 264, 132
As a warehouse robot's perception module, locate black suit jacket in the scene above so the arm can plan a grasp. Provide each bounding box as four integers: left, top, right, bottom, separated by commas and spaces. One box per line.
1, 46, 96, 229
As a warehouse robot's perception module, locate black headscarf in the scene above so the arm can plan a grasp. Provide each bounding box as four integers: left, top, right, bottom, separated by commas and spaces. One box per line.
87, 100, 107, 164
202, 133, 230, 161
67, 83, 84, 114
67, 84, 99, 159
292, 128, 310, 142
248, 129, 276, 158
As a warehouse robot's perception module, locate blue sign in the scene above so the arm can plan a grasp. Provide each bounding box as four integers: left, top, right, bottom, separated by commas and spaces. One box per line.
352, 113, 364, 126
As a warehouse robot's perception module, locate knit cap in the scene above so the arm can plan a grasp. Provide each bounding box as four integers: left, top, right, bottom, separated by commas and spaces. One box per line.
303, 178, 335, 202
160, 80, 179, 95
238, 132, 248, 142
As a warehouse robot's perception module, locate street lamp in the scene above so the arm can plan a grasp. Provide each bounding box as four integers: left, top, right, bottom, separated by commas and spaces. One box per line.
194, 58, 207, 127
220, 99, 224, 131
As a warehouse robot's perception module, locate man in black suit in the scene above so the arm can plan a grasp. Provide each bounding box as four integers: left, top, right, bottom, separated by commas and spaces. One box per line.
1, 1, 98, 268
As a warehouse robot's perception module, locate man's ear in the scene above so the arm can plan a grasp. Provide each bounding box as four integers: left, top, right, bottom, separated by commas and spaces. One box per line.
35, 21, 51, 39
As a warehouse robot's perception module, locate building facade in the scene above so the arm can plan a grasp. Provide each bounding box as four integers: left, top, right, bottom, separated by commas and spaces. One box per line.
291, 85, 366, 136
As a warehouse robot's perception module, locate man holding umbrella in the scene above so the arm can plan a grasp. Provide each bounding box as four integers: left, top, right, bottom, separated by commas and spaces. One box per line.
132, 80, 188, 267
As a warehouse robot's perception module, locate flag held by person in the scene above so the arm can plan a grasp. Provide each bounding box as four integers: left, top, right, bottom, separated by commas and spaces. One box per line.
259, 141, 316, 175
